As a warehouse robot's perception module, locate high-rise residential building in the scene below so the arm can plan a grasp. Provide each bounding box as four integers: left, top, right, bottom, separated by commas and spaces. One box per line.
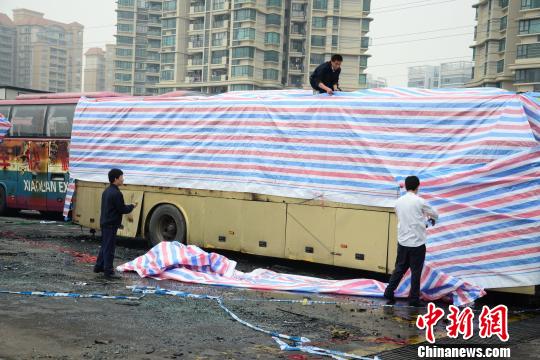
407, 65, 440, 89
113, 0, 371, 95
366, 74, 387, 88
84, 48, 106, 92
439, 61, 473, 88
104, 44, 116, 91
6, 9, 84, 93
468, 0, 540, 91
113, 0, 163, 95
0, 13, 17, 86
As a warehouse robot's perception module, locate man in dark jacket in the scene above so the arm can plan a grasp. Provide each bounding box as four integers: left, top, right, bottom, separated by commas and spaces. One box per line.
309, 54, 343, 95
93, 168, 136, 279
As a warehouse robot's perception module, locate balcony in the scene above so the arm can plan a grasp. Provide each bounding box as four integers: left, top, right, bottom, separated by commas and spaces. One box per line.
189, 23, 205, 31
185, 77, 202, 83
188, 41, 204, 49
213, 1, 230, 11
211, 74, 228, 81
291, 11, 306, 20
213, 20, 229, 29
190, 4, 206, 13
188, 57, 204, 66
211, 57, 228, 67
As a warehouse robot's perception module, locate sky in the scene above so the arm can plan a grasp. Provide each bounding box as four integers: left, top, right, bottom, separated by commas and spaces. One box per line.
0, 0, 476, 87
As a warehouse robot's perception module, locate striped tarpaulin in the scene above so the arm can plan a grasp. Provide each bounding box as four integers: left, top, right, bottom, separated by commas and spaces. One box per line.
0, 114, 10, 142
70, 88, 539, 300
118, 241, 485, 306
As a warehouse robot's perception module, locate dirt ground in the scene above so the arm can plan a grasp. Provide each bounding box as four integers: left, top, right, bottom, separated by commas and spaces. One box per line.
0, 213, 538, 360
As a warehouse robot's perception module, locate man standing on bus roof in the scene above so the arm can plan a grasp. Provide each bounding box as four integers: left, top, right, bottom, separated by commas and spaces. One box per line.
384, 176, 439, 307
93, 168, 137, 279
309, 54, 343, 95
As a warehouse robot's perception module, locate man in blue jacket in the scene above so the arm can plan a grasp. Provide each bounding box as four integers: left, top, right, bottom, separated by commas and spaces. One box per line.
309, 54, 342, 95
93, 168, 136, 279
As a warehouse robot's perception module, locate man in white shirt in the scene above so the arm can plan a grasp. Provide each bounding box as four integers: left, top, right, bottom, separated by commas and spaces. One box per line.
384, 175, 439, 307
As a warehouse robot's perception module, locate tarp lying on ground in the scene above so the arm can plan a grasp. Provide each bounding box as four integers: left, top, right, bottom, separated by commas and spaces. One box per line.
70, 88, 540, 302
118, 241, 485, 306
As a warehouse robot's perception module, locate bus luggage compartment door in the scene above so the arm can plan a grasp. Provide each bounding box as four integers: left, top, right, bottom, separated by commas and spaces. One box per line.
17, 141, 49, 211
285, 204, 336, 265
333, 209, 390, 273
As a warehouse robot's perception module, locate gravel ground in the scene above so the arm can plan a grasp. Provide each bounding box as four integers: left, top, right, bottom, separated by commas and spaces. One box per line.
0, 213, 538, 360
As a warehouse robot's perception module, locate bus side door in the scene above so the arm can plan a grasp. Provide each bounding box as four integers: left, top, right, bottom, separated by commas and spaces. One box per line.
45, 104, 75, 212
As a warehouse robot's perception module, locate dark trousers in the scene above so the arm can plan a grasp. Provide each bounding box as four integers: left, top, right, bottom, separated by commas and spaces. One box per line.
384, 243, 426, 301
95, 226, 118, 275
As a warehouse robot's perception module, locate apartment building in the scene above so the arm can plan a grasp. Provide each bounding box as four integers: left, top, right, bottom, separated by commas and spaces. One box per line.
3, 9, 84, 93
468, 0, 540, 91
84, 48, 106, 92
439, 61, 473, 88
113, 0, 163, 95
366, 74, 387, 88
113, 0, 371, 94
105, 44, 117, 91
0, 13, 17, 86
407, 65, 440, 88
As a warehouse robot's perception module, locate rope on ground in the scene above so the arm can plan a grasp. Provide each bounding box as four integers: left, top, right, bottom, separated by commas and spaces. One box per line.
129, 286, 381, 360
0, 289, 144, 301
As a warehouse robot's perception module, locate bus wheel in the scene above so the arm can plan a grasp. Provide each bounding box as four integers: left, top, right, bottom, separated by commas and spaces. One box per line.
147, 204, 186, 247
0, 187, 16, 216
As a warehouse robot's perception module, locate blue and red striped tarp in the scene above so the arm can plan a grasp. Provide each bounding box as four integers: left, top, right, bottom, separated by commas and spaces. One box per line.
70, 88, 540, 301
118, 241, 485, 305
0, 114, 10, 142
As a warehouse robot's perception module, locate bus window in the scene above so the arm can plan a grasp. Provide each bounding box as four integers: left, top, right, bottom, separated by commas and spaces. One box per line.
0, 106, 10, 120
10, 105, 47, 137
46, 104, 75, 138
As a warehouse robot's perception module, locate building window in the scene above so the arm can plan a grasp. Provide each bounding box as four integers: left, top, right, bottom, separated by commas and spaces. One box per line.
358, 74, 367, 86
232, 46, 255, 58
118, 0, 135, 6
231, 65, 254, 77
499, 0, 508, 7
363, 0, 371, 11
148, 39, 161, 48
362, 19, 370, 32
117, 23, 133, 32
312, 17, 326, 29
163, 0, 176, 11
162, 53, 175, 63
116, 48, 133, 57
117, 11, 134, 19
267, 0, 282, 7
264, 50, 279, 62
496, 59, 504, 73
115, 60, 133, 70
266, 14, 281, 25
519, 18, 540, 34
498, 38, 505, 52
263, 68, 279, 80
162, 35, 175, 47
500, 16, 507, 30
313, 0, 328, 10
162, 18, 176, 29
515, 68, 540, 82
332, 35, 338, 46
213, 0, 226, 10
310, 53, 325, 64
212, 31, 227, 46
517, 43, 540, 58
311, 35, 326, 47
361, 36, 369, 48
211, 50, 228, 63
161, 70, 174, 80
359, 55, 368, 67
234, 28, 256, 40
235, 9, 257, 21
521, 0, 540, 9
117, 36, 134, 45
265, 32, 280, 45
230, 84, 254, 91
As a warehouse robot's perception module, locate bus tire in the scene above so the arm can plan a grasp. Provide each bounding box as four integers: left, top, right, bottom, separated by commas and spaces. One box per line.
0, 186, 16, 216
147, 204, 186, 247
